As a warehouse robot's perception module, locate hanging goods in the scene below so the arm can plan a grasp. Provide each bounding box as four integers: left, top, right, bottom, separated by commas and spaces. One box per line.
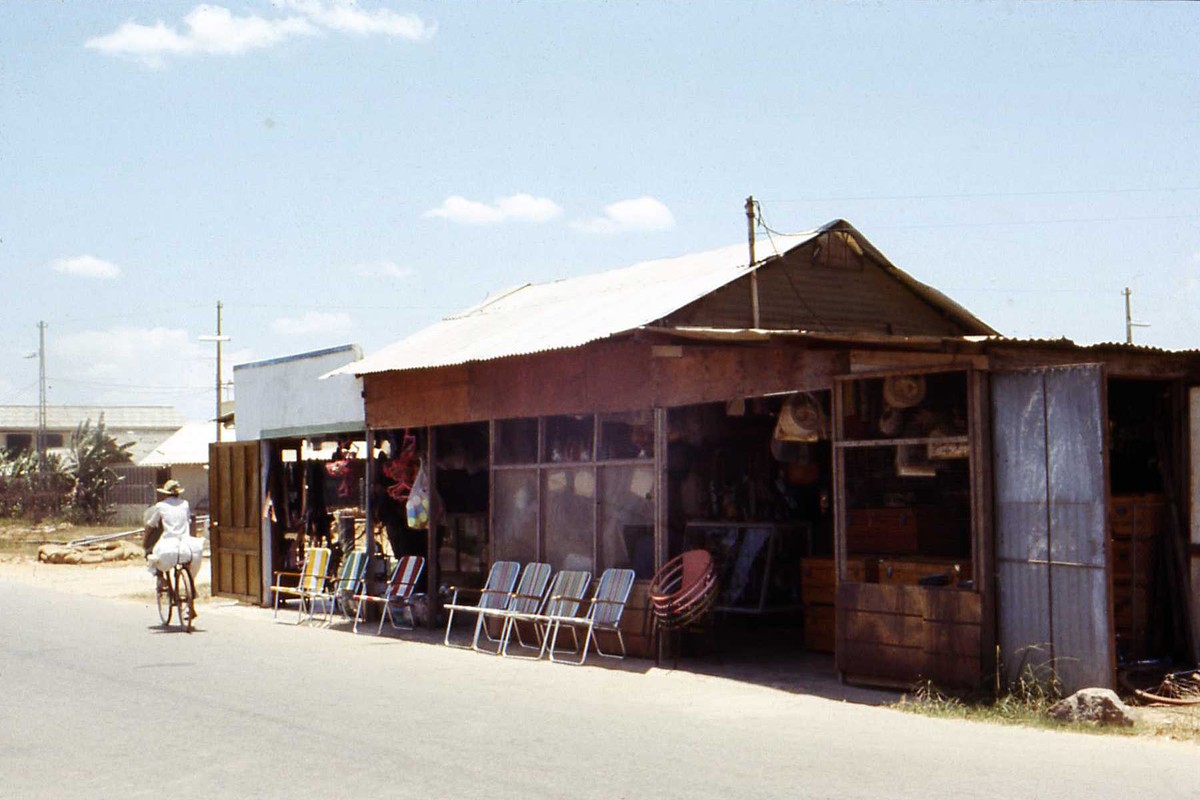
882, 375, 927, 409
774, 393, 826, 443
406, 459, 432, 529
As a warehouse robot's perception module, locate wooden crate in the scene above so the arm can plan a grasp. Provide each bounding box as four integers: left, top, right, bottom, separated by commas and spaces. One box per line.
800, 557, 837, 605
804, 604, 835, 653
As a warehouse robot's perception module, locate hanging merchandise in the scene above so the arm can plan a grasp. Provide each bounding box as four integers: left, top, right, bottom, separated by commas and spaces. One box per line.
774, 393, 826, 443
406, 458, 432, 529
882, 375, 927, 409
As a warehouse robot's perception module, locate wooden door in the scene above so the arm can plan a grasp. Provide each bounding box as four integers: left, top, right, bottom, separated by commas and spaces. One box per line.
992, 365, 1113, 692
209, 441, 262, 603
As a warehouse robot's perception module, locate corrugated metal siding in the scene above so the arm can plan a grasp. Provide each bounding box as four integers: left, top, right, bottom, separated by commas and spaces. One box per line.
993, 366, 1113, 693
1044, 365, 1112, 691
993, 370, 1054, 685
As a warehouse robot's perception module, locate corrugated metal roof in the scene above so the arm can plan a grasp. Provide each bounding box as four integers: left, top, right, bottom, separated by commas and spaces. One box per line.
336, 219, 996, 377
0, 405, 187, 431
140, 420, 234, 466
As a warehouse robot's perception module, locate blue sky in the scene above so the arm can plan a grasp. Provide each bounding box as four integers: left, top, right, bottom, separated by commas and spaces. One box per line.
2, 1, 1198, 421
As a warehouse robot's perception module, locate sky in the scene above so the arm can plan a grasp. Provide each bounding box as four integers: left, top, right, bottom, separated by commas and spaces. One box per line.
2, 1, 1198, 422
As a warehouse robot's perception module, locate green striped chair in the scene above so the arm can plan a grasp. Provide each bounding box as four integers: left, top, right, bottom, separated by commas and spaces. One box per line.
546, 568, 636, 665
310, 549, 369, 626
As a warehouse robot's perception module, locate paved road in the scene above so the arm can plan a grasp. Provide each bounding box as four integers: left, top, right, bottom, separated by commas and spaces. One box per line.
1, 580, 1196, 800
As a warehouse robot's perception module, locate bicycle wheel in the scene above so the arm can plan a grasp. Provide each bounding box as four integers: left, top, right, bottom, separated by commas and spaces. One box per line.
156, 572, 173, 626
175, 567, 196, 633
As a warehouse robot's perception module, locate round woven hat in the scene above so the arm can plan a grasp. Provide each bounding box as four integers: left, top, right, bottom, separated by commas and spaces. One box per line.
882, 375, 926, 409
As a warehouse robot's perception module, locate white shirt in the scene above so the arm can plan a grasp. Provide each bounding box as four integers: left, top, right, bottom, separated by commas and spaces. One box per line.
146, 496, 190, 540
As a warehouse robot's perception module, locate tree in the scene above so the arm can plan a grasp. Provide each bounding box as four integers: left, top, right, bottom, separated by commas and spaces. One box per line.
65, 416, 134, 523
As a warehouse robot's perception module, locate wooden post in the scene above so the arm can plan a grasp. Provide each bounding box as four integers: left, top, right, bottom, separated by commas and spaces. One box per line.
654, 406, 669, 663
426, 426, 440, 596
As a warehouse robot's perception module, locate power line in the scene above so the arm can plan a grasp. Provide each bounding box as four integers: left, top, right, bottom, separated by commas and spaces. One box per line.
762, 185, 1200, 203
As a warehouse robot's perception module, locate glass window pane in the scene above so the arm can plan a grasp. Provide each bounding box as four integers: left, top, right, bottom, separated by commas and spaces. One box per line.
542, 467, 595, 573
493, 469, 538, 563
599, 411, 655, 461
598, 464, 655, 578
495, 418, 538, 465
543, 415, 595, 463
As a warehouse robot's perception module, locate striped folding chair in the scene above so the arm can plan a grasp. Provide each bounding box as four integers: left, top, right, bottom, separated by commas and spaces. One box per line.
499, 570, 592, 660
352, 555, 425, 634
475, 562, 552, 655
442, 560, 521, 649
546, 568, 636, 665
270, 546, 332, 625
310, 549, 369, 626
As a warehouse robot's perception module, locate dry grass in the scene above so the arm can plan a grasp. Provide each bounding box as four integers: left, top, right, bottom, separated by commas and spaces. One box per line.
895, 675, 1200, 743
0, 519, 131, 559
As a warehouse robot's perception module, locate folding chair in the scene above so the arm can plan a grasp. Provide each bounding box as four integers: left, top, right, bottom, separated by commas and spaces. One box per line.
270, 546, 332, 624
499, 570, 592, 660
443, 561, 520, 649
352, 555, 425, 634
310, 549, 369, 626
546, 568, 636, 665
475, 562, 552, 655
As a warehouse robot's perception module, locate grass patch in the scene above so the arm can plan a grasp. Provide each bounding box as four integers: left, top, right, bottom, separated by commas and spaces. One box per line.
0, 519, 130, 559
895, 673, 1200, 742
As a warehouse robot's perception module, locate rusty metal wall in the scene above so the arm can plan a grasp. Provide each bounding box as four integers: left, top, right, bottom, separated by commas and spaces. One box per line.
992, 365, 1113, 692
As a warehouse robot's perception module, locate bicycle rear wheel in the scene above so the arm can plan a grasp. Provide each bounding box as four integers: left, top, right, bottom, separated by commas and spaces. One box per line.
156, 572, 173, 626
175, 567, 196, 633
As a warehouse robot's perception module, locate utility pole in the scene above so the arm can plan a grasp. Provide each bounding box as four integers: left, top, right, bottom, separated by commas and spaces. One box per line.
36, 321, 47, 476
199, 302, 230, 444
1123, 287, 1150, 344
746, 195, 761, 328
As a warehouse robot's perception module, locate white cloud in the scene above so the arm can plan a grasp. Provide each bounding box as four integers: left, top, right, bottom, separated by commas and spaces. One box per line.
423, 193, 563, 225
50, 255, 122, 279
270, 310, 353, 336
572, 197, 676, 234
86, 5, 317, 65
86, 2, 433, 66
353, 260, 411, 278
284, 0, 435, 39
53, 326, 254, 421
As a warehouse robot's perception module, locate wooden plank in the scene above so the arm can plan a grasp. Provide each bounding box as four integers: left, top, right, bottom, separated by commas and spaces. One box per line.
838, 582, 925, 616
925, 621, 982, 657
840, 608, 924, 646
923, 587, 982, 623
837, 640, 924, 682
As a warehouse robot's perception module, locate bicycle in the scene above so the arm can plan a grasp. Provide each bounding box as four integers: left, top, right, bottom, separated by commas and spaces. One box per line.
154, 553, 197, 633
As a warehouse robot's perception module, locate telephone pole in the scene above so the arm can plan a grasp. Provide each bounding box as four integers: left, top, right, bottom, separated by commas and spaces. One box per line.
1123, 287, 1149, 344
199, 302, 230, 444
36, 321, 47, 474
746, 195, 761, 328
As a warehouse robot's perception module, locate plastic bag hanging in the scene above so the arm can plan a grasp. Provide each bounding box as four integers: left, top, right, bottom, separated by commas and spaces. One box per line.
405, 458, 432, 530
